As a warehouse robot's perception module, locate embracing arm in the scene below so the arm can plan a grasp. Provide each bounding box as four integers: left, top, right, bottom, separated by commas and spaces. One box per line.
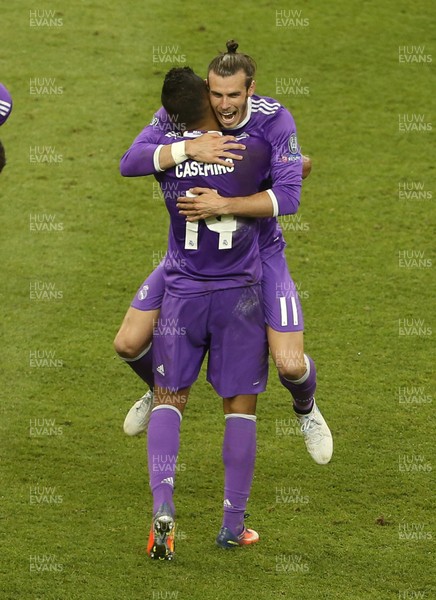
120, 108, 246, 177
155, 133, 247, 170
177, 188, 274, 219
177, 106, 310, 220
177, 155, 312, 221
120, 110, 166, 176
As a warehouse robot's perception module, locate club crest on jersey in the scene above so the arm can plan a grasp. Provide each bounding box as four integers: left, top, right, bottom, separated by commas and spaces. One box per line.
138, 284, 149, 300
150, 116, 159, 127
288, 132, 299, 154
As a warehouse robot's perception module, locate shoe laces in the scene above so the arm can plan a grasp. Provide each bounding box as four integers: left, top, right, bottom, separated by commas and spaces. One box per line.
299, 409, 322, 435
138, 390, 153, 411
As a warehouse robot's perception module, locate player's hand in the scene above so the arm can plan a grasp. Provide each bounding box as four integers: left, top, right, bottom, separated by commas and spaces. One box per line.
302, 154, 312, 179
177, 188, 231, 221
184, 133, 245, 167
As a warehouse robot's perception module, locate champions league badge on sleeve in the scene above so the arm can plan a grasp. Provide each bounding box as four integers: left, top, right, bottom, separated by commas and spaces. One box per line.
0, 83, 13, 126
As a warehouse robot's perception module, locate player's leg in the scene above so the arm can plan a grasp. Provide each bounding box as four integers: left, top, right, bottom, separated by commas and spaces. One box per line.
114, 264, 165, 387
114, 306, 158, 386
115, 306, 157, 436
267, 327, 313, 409
146, 385, 190, 561
262, 249, 333, 464
146, 291, 209, 560
207, 285, 267, 548
114, 265, 165, 435
216, 393, 260, 549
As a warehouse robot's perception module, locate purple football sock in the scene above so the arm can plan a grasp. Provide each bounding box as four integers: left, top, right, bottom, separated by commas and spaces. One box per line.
121, 343, 154, 389
222, 415, 257, 536
279, 354, 316, 414
147, 405, 182, 516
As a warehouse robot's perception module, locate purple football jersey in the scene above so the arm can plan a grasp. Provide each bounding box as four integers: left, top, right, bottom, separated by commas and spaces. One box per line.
222, 95, 303, 260
120, 107, 175, 176
153, 128, 271, 295
120, 96, 302, 262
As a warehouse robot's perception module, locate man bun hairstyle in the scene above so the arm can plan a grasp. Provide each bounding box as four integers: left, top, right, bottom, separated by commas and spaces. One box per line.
207, 39, 256, 89
226, 40, 239, 54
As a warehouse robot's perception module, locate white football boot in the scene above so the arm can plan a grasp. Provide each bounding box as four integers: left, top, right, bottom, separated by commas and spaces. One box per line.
296, 400, 333, 465
123, 390, 154, 436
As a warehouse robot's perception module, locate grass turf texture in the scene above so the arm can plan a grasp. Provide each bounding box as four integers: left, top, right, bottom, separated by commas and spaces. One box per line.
1, 1, 435, 598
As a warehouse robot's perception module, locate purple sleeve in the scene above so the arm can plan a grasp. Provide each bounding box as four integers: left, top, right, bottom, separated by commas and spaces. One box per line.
263, 107, 302, 216
120, 107, 169, 177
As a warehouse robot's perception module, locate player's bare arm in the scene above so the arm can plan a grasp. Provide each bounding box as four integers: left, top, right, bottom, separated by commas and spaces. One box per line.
186, 133, 245, 164
177, 154, 312, 221
155, 132, 246, 170
177, 188, 274, 220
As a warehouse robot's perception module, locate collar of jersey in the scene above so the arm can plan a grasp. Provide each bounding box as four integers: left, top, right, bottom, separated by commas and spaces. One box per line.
182, 130, 223, 138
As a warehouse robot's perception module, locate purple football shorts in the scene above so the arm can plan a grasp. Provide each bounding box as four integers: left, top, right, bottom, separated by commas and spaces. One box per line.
130, 264, 166, 311
152, 285, 268, 398
130, 249, 304, 332
261, 249, 304, 332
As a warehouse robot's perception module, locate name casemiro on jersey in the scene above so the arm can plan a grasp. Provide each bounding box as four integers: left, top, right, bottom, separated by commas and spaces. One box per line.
175, 159, 235, 178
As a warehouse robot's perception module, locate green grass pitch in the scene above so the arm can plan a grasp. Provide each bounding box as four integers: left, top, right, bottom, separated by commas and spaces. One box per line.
1, 1, 434, 598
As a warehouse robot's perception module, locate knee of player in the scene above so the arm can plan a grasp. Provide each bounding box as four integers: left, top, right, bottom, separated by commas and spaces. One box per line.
113, 330, 140, 359
275, 359, 306, 381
